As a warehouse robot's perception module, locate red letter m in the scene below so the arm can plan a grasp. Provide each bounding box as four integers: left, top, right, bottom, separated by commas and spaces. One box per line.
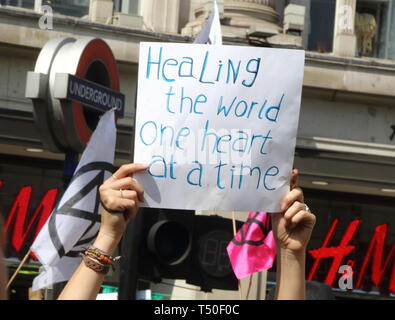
356, 224, 395, 294
3, 184, 58, 252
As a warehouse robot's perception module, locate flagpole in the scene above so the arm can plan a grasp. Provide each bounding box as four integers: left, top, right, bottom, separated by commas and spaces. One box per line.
245, 273, 253, 300
6, 248, 32, 289
231, 211, 243, 300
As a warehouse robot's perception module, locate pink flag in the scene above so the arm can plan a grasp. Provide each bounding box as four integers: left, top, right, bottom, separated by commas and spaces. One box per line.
227, 212, 276, 279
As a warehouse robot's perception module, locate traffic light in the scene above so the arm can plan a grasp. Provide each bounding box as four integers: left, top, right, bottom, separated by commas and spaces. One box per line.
136, 208, 243, 292
137, 208, 195, 282
189, 214, 243, 291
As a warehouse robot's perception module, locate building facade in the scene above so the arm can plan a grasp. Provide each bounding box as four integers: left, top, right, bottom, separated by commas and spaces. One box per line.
0, 0, 394, 300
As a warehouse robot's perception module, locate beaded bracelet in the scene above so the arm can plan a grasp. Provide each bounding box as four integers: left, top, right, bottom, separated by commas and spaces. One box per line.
80, 246, 121, 274
80, 254, 110, 274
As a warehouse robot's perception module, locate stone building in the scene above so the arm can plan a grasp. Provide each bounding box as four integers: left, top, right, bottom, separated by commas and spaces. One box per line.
0, 0, 394, 300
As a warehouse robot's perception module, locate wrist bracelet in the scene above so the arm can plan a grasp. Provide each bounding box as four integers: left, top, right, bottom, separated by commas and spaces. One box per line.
87, 246, 121, 264
80, 246, 121, 274
80, 254, 110, 274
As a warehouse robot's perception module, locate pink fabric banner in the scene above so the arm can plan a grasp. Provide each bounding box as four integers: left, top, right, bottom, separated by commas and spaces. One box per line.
227, 212, 276, 279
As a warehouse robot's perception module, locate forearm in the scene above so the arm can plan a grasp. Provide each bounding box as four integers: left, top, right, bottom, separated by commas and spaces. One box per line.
275, 249, 306, 300
58, 232, 121, 300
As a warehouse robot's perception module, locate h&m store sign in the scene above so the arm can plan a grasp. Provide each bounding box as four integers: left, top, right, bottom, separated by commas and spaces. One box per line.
2, 180, 395, 295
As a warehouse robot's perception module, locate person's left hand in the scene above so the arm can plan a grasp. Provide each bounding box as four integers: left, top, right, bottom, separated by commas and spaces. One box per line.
270, 169, 316, 253
98, 163, 148, 240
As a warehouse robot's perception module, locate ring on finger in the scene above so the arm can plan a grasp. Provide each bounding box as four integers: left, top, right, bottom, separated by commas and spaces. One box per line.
304, 204, 310, 212
120, 189, 124, 199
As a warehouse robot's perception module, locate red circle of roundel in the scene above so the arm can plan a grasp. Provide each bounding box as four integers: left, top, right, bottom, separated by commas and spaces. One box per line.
72, 39, 120, 146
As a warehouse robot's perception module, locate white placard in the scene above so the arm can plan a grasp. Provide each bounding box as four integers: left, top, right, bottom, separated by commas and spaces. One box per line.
134, 42, 305, 212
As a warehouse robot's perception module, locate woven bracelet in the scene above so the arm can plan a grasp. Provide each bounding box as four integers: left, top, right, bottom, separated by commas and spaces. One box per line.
80, 253, 110, 275
87, 246, 121, 264
82, 246, 121, 271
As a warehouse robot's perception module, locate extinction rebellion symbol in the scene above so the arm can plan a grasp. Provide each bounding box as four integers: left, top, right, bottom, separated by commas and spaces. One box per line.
48, 162, 114, 259
231, 212, 271, 246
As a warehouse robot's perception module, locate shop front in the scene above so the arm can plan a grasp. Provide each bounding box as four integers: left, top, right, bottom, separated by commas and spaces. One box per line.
4, 155, 394, 300
305, 189, 395, 299
0, 155, 63, 299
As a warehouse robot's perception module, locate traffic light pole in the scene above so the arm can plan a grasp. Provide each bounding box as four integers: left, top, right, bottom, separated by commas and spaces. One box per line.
118, 207, 144, 300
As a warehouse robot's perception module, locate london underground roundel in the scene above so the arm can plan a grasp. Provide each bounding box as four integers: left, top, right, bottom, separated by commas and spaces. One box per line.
27, 37, 125, 153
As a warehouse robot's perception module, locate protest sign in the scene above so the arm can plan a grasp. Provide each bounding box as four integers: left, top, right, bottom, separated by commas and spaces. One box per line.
134, 42, 304, 212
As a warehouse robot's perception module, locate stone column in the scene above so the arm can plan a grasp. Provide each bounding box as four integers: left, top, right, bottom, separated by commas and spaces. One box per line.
34, 0, 43, 13
89, 0, 114, 24
332, 0, 357, 57
224, 0, 281, 37
182, 0, 281, 39
140, 0, 181, 34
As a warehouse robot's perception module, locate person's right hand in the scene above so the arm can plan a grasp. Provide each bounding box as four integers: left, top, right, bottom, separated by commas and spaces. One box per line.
270, 169, 316, 253
98, 163, 148, 240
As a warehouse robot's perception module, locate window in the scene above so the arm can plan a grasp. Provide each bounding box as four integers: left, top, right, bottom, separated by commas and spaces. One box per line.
356, 0, 395, 60
387, 1, 395, 59
114, 0, 139, 14
41, 0, 89, 18
1, 0, 34, 9
1, 0, 90, 17
308, 0, 336, 53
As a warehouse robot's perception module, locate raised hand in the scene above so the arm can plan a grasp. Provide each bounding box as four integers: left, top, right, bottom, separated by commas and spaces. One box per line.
270, 169, 316, 253
98, 163, 148, 240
